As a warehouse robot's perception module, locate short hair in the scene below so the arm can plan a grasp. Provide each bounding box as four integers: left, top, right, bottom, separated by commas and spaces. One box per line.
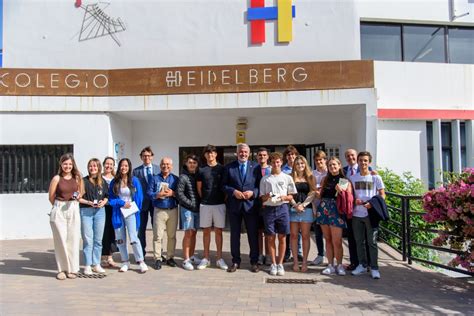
140, 146, 154, 157
283, 145, 299, 157
344, 148, 357, 158
203, 144, 217, 154
160, 157, 173, 165
269, 152, 283, 162
236, 143, 250, 152
357, 151, 372, 163
257, 147, 269, 154
185, 154, 199, 162
314, 150, 327, 160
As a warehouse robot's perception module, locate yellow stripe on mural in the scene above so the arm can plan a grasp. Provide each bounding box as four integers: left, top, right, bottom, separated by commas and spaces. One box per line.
277, 0, 292, 42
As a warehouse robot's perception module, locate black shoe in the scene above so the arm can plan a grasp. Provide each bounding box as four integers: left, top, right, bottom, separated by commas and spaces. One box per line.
167, 258, 177, 267
161, 255, 166, 262
284, 256, 292, 263
227, 263, 239, 273
297, 254, 303, 261
153, 260, 162, 270
250, 264, 260, 273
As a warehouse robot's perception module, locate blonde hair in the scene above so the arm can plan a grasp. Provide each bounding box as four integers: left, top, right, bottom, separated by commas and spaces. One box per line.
87, 158, 103, 187
291, 155, 316, 191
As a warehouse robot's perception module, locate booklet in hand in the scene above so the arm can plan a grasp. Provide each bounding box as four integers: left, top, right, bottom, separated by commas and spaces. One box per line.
120, 201, 139, 218
338, 178, 349, 191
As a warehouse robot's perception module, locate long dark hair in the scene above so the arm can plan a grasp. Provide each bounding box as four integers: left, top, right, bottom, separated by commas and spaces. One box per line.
113, 158, 135, 195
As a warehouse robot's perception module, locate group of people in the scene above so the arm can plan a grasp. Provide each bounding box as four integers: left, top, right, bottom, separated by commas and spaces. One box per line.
48, 144, 385, 280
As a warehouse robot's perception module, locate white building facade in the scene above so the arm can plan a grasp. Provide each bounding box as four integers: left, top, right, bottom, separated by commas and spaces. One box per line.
0, 0, 473, 239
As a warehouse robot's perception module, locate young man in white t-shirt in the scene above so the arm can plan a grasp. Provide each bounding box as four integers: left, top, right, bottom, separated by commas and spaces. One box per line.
260, 152, 297, 276
349, 151, 385, 279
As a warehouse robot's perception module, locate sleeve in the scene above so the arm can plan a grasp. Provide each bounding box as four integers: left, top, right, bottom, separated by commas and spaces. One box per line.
375, 175, 385, 191
222, 165, 236, 197
176, 175, 194, 210
133, 177, 143, 211
170, 175, 179, 191
287, 176, 298, 195
108, 179, 125, 208
259, 177, 267, 196
146, 176, 157, 200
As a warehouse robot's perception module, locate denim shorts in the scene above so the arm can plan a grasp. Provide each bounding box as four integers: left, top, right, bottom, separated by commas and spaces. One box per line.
263, 204, 290, 235
180, 207, 200, 231
289, 207, 314, 223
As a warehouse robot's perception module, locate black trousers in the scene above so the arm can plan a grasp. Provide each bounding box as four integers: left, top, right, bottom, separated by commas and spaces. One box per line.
346, 218, 370, 266
313, 223, 324, 257
101, 205, 116, 256
138, 201, 154, 255
229, 209, 259, 265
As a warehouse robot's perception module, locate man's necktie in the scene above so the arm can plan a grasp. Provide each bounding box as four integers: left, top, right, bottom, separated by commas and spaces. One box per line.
146, 166, 152, 183
351, 167, 354, 176
240, 163, 246, 181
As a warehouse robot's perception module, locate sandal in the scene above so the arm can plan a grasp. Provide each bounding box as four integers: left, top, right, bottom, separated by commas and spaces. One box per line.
66, 273, 77, 279
107, 257, 118, 268
56, 272, 66, 280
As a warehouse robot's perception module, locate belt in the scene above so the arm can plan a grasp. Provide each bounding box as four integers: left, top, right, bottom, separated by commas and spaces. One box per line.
156, 207, 176, 210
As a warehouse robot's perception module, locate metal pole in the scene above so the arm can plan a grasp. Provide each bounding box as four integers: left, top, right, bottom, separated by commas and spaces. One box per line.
401, 196, 407, 262
405, 197, 412, 265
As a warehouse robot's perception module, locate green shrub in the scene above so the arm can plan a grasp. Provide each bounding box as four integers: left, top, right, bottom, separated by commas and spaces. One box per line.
378, 168, 439, 263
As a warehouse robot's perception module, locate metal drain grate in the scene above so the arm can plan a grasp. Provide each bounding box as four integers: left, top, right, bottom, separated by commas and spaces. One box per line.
266, 278, 316, 284
77, 273, 107, 279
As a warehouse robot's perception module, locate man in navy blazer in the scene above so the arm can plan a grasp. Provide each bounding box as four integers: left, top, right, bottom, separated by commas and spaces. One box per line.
133, 146, 160, 257
223, 143, 261, 273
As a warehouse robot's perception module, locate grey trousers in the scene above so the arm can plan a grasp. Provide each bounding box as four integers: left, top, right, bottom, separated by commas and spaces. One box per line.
352, 216, 379, 270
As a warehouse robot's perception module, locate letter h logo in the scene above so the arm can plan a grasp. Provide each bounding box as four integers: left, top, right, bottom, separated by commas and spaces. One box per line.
247, 0, 296, 44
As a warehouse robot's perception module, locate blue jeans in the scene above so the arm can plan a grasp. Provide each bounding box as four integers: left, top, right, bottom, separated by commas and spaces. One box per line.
80, 207, 106, 266
114, 214, 144, 263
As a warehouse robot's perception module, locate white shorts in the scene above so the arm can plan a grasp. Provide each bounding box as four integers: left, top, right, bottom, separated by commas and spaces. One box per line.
199, 204, 226, 229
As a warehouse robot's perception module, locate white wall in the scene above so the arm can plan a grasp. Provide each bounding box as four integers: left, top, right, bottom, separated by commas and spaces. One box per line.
375, 61, 474, 110
0, 113, 111, 239
377, 120, 429, 185
129, 105, 364, 171
4, 0, 360, 69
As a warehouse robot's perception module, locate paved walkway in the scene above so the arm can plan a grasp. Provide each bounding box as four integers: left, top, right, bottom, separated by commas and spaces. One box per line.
1, 231, 472, 315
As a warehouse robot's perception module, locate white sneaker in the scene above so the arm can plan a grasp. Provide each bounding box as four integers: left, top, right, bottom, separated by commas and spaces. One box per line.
351, 264, 367, 276
83, 266, 93, 275
119, 262, 130, 272
216, 258, 228, 270
139, 262, 148, 273
371, 269, 381, 279
197, 258, 210, 270
336, 264, 346, 276
92, 264, 105, 273
269, 264, 277, 276
321, 264, 335, 275
276, 264, 285, 276
310, 255, 324, 266
190, 255, 202, 265
182, 259, 194, 271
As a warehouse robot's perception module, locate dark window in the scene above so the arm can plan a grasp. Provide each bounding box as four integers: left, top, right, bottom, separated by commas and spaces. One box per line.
0, 145, 73, 194
360, 22, 474, 64
449, 27, 474, 64
426, 122, 435, 189
403, 25, 446, 63
361, 23, 402, 61
460, 122, 466, 169
441, 122, 453, 173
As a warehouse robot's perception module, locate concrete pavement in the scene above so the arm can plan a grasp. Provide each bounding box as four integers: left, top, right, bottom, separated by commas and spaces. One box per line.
1, 230, 472, 315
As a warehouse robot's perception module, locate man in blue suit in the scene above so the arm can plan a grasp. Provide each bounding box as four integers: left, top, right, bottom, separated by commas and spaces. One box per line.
223, 143, 261, 273
133, 146, 160, 257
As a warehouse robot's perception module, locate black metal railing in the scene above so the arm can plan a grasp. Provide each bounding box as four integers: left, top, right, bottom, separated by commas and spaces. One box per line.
380, 192, 473, 277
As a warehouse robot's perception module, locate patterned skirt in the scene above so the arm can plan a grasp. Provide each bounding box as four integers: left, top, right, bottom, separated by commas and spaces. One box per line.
315, 198, 347, 229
